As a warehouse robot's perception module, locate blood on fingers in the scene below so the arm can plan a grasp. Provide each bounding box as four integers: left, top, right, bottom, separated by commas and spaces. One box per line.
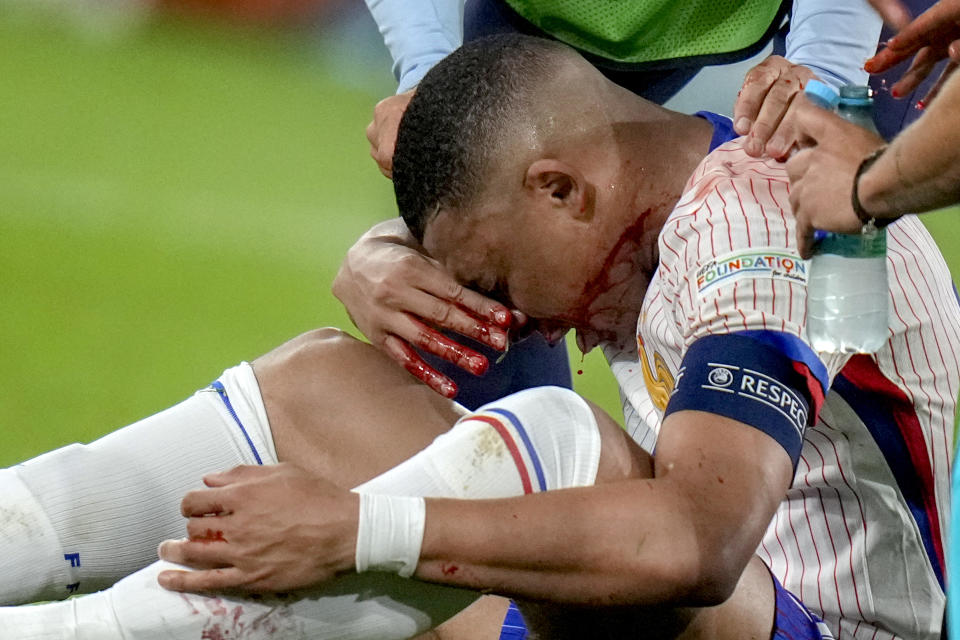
193, 529, 227, 543
411, 320, 489, 375
393, 339, 458, 398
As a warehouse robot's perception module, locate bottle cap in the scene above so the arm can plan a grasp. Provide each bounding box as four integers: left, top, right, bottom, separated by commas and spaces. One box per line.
804, 80, 840, 110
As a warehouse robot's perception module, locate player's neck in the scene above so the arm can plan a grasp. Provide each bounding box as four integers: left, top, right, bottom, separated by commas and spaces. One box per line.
612, 110, 713, 275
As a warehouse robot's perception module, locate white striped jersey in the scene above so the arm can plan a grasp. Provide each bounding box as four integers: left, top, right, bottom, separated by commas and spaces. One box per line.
606, 138, 959, 639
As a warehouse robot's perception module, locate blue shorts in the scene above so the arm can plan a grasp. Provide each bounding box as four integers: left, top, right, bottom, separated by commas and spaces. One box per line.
497, 574, 835, 639
771, 572, 835, 640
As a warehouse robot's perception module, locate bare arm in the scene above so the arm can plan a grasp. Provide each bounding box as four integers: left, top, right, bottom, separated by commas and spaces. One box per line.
413, 411, 792, 605
857, 69, 960, 216
157, 405, 791, 607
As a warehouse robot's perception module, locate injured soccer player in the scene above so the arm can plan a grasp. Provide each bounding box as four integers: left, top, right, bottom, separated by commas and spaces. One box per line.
2, 34, 955, 640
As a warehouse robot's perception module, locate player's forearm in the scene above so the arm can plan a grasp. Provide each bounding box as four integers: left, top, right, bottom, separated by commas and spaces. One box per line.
364, 0, 463, 93
858, 72, 960, 217
415, 480, 744, 607
786, 0, 883, 88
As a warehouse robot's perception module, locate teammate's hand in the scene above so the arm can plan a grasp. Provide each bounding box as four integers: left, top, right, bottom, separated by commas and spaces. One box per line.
865, 0, 960, 105
734, 55, 817, 158
365, 89, 415, 179
332, 219, 514, 399
783, 96, 886, 258
157, 464, 358, 593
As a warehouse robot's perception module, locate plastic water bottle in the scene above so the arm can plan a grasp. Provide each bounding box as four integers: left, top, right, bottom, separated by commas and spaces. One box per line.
804, 82, 889, 354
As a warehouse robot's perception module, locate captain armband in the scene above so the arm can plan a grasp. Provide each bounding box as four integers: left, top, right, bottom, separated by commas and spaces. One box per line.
664, 333, 821, 467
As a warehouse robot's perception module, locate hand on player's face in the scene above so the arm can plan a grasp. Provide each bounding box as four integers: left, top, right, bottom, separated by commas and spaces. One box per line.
157, 464, 358, 593
734, 55, 817, 159
333, 220, 514, 399
865, 0, 960, 106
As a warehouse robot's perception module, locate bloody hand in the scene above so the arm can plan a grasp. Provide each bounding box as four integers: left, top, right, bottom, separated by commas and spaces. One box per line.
157, 464, 359, 593
865, 0, 960, 106
332, 219, 514, 398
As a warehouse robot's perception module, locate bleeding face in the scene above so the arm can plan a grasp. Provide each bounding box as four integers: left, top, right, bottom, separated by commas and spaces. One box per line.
422, 203, 651, 352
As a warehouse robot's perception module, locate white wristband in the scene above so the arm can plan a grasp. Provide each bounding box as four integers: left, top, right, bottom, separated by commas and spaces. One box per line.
355, 493, 426, 578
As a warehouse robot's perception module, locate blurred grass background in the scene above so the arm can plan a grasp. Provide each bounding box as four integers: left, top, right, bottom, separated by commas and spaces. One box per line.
0, 2, 625, 466
1, 3, 957, 467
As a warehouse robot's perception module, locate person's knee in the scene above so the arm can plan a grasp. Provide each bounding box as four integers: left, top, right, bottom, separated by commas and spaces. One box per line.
256, 327, 354, 371
586, 400, 653, 484
252, 327, 365, 390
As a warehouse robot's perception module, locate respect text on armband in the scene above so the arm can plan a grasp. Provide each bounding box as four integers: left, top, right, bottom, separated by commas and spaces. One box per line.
700, 363, 807, 437
675, 361, 807, 439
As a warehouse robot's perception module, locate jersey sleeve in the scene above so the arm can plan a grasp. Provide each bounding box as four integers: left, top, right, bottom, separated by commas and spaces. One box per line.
658, 140, 840, 465
364, 0, 464, 93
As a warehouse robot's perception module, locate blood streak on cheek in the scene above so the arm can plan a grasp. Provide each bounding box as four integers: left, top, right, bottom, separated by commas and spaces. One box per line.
441, 563, 459, 576
573, 209, 653, 326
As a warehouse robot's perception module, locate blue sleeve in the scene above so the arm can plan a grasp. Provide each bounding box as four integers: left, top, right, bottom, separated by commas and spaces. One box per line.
364, 0, 464, 93
785, 0, 883, 89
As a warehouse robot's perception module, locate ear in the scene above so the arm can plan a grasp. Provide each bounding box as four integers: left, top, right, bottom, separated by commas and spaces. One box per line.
523, 159, 593, 220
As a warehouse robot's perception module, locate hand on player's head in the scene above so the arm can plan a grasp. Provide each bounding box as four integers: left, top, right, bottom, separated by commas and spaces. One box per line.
365, 90, 415, 179
333, 220, 513, 398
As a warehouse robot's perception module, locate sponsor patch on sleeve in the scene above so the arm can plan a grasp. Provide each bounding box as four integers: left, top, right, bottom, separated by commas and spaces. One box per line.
696, 249, 807, 297
664, 333, 816, 466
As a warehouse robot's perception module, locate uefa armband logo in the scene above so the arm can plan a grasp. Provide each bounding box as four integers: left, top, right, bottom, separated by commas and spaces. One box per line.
696, 249, 807, 297
707, 366, 734, 388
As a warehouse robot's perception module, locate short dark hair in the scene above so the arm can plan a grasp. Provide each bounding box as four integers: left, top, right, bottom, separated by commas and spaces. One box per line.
393, 34, 567, 242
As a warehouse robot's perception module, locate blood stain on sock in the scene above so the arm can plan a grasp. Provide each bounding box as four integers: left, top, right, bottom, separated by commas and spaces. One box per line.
576, 370, 583, 375
200, 599, 302, 638
203, 596, 228, 617
201, 624, 227, 640
179, 593, 200, 615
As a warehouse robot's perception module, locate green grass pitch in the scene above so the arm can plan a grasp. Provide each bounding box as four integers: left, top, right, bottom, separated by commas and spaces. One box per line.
1, 8, 957, 468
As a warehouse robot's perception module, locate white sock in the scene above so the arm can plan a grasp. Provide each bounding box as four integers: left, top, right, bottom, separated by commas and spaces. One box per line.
356, 386, 602, 498
0, 362, 277, 604
0, 560, 478, 640
0, 386, 602, 639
